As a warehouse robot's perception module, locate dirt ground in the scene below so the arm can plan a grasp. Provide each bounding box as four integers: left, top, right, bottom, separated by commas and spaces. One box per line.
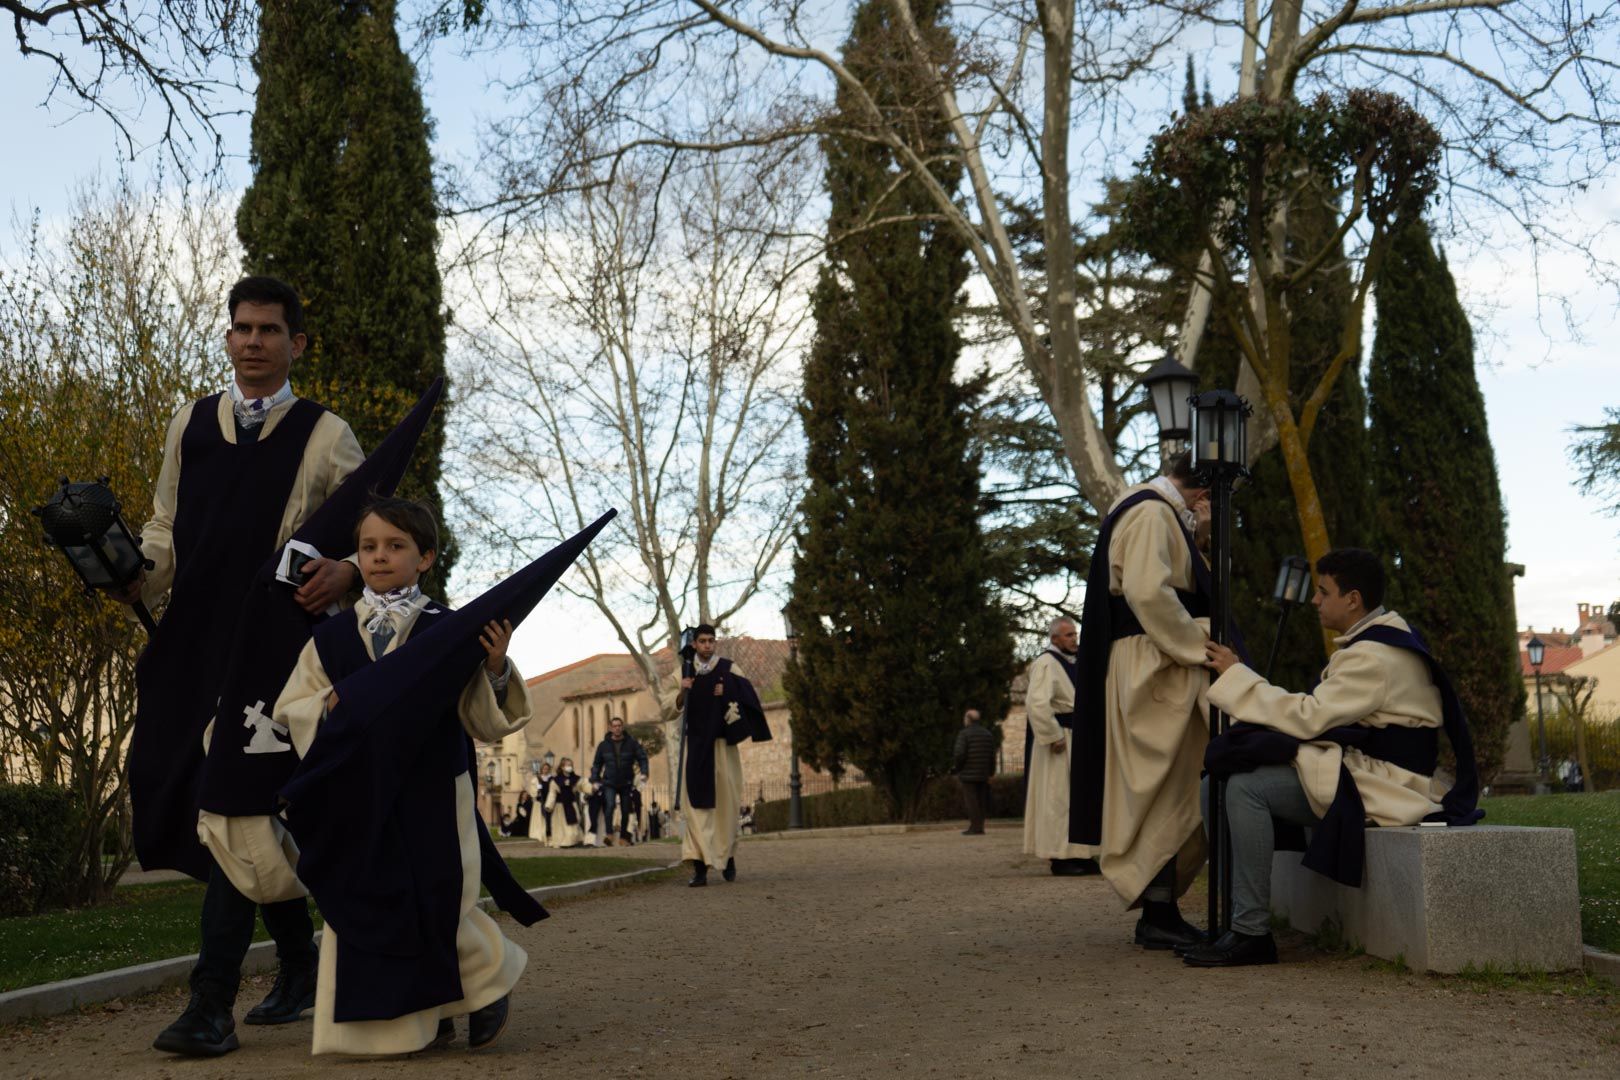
6, 827, 1616, 1079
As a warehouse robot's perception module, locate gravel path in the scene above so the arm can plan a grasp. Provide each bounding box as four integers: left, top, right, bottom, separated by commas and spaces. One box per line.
6, 827, 1616, 1078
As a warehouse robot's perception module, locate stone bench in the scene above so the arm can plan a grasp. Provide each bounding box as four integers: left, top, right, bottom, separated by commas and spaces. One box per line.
1269, 824, 1583, 973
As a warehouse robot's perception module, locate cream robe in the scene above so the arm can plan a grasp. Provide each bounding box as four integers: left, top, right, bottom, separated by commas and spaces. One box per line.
275, 597, 533, 1056
679, 662, 745, 869
1099, 483, 1211, 908
151, 391, 365, 902
1022, 651, 1095, 860
528, 775, 555, 842
544, 776, 591, 848
1208, 609, 1448, 825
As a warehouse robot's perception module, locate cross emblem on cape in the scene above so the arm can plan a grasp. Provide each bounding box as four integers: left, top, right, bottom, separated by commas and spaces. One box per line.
242, 699, 292, 755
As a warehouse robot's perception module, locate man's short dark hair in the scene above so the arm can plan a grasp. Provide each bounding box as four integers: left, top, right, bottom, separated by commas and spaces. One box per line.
1315, 548, 1385, 610
357, 495, 438, 555
228, 275, 306, 337
1166, 450, 1204, 485
694, 623, 717, 638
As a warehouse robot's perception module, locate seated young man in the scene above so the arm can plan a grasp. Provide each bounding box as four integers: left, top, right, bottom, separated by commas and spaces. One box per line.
1188, 547, 1480, 968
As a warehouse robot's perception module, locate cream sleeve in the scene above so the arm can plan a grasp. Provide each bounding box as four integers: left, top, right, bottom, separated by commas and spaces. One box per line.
1024, 655, 1064, 745
276, 638, 336, 758
136, 403, 192, 609
1208, 647, 1389, 741
1113, 502, 1208, 667
459, 661, 534, 742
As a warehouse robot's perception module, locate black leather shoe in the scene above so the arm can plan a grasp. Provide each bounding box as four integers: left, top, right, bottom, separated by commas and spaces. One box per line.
1172, 932, 1213, 958
688, 860, 708, 887
961, 828, 985, 835
243, 962, 316, 1025
152, 993, 239, 1057
426, 1017, 456, 1050
1133, 916, 1204, 951
468, 995, 510, 1050
1182, 930, 1279, 967
1050, 858, 1102, 877
722, 857, 736, 882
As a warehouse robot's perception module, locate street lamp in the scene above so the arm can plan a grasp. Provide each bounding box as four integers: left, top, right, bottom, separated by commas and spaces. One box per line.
1264, 556, 1313, 680
1528, 635, 1550, 792
1141, 355, 1199, 445
782, 605, 805, 830
35, 477, 157, 634
1189, 388, 1252, 940
543, 749, 556, 770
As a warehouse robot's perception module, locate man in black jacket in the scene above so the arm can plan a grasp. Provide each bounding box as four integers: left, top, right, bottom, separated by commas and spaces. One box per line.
590, 717, 650, 845
951, 709, 998, 835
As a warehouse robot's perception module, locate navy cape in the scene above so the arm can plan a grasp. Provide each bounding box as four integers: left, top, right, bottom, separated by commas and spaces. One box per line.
682, 658, 770, 809
279, 511, 614, 1022
198, 378, 444, 817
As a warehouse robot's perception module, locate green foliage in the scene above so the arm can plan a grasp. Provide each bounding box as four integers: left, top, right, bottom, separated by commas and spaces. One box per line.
0, 784, 81, 917
1480, 791, 1620, 953
785, 0, 1016, 821
237, 0, 453, 591
1369, 220, 1521, 780
628, 720, 666, 758
1570, 407, 1620, 528
752, 775, 1026, 833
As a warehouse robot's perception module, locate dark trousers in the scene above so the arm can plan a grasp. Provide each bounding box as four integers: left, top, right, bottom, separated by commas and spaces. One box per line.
601, 785, 634, 838
958, 778, 990, 833
191, 859, 317, 1003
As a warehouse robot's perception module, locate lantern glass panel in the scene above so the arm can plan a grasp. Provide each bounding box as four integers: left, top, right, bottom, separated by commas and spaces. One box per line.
1527, 636, 1546, 668
65, 543, 117, 587
1274, 556, 1311, 606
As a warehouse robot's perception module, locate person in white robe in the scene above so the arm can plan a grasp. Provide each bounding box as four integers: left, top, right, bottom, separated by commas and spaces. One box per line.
1022, 617, 1099, 875
544, 760, 589, 848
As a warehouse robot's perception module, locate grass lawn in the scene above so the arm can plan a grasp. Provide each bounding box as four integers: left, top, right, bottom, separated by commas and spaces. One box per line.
1481, 790, 1620, 954
0, 855, 666, 993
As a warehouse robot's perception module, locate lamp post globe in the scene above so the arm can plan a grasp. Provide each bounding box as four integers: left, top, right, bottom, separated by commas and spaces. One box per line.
1140, 355, 1198, 444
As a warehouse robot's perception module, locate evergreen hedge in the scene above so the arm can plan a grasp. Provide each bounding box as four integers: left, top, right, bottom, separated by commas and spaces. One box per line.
753, 775, 1025, 833
0, 784, 81, 917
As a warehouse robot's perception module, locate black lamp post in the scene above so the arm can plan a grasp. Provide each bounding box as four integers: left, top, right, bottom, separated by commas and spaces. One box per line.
1264, 555, 1312, 680
1192, 388, 1252, 940
1527, 635, 1550, 792
35, 477, 157, 634
782, 605, 805, 830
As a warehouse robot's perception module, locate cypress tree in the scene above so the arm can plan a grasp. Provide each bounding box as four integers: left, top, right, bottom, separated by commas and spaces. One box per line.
1368, 219, 1520, 779
237, 0, 453, 588
784, 0, 1015, 819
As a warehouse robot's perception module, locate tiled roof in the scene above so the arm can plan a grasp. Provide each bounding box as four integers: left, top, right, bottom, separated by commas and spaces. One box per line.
1521, 645, 1585, 677
561, 672, 647, 700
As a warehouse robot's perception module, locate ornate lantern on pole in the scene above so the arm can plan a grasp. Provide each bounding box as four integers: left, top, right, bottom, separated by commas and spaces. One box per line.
1141, 355, 1199, 456
782, 605, 805, 830
35, 477, 157, 634
1264, 556, 1313, 679
1191, 389, 1251, 939
1526, 635, 1550, 792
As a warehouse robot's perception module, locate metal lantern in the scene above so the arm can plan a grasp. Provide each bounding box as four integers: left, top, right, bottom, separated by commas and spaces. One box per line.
1140, 355, 1198, 442
1526, 635, 1546, 669
543, 749, 556, 770
35, 477, 156, 633
1526, 634, 1550, 790
1190, 389, 1251, 474
781, 605, 797, 642
1272, 556, 1312, 607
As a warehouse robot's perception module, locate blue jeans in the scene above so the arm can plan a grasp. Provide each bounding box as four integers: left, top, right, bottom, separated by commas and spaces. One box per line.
1202, 765, 1322, 936
600, 784, 633, 838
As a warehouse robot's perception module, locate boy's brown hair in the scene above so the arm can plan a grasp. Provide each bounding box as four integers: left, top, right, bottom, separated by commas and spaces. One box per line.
356, 495, 438, 554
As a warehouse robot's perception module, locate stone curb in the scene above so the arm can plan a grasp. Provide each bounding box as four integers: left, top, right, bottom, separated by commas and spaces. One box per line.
1584, 945, 1620, 984
0, 862, 677, 1025
745, 819, 1020, 841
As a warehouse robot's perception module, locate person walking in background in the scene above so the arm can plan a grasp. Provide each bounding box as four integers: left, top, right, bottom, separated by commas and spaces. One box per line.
589, 717, 650, 846
1022, 619, 1099, 875
529, 760, 555, 844
951, 709, 998, 836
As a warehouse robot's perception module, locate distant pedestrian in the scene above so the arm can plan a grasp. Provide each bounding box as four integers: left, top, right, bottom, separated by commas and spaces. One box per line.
590, 717, 650, 846
1023, 618, 1098, 875
951, 709, 998, 835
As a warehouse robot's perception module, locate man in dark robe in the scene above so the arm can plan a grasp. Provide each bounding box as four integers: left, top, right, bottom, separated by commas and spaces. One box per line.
118, 277, 362, 1057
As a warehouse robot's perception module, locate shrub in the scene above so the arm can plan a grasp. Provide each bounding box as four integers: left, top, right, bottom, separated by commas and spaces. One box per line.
754, 774, 1026, 833
0, 783, 82, 917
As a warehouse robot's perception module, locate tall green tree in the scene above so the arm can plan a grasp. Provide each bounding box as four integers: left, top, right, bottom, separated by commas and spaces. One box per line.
784, 0, 1014, 819
1368, 219, 1520, 780
237, 0, 452, 588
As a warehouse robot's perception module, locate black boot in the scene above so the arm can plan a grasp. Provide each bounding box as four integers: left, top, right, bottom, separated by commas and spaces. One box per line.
1133, 900, 1203, 950
243, 961, 316, 1025
1050, 858, 1101, 877
1182, 930, 1279, 968
152, 992, 239, 1057
468, 994, 511, 1049
426, 1017, 456, 1049
722, 857, 736, 883
687, 860, 708, 887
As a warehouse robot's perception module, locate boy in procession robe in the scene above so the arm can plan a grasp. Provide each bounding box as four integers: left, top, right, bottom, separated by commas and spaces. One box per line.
673, 626, 770, 887
529, 760, 556, 842
544, 758, 588, 848
1190, 548, 1482, 967
274, 497, 536, 1054
120, 276, 364, 1056
1021, 617, 1099, 874
1072, 452, 1218, 950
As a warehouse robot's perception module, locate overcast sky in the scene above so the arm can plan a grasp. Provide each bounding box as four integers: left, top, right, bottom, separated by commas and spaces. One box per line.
2, 17, 1616, 680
